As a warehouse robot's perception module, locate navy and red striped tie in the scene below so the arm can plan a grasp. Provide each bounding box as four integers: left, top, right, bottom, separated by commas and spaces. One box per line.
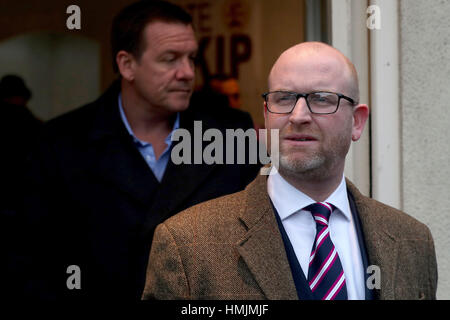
305, 202, 348, 300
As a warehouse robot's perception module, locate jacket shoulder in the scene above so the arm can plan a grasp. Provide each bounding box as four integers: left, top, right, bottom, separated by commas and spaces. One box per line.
41, 81, 120, 139
347, 180, 432, 240
44, 102, 97, 135
372, 199, 430, 239
160, 188, 248, 243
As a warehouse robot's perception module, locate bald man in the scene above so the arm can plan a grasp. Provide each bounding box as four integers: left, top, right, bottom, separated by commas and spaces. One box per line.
142, 42, 438, 300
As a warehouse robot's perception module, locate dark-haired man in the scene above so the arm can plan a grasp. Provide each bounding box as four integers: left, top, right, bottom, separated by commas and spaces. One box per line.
18, 0, 259, 299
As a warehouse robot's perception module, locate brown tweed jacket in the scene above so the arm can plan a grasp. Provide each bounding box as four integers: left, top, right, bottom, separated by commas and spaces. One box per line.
142, 174, 438, 300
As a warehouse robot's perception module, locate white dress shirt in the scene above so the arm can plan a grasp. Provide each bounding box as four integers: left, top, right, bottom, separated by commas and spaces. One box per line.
267, 168, 366, 300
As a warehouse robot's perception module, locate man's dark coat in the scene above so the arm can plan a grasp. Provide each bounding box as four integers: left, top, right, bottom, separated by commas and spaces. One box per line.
17, 81, 260, 299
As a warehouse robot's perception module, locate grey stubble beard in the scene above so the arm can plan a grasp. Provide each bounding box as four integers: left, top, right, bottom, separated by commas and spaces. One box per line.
277, 136, 349, 183
278, 149, 329, 182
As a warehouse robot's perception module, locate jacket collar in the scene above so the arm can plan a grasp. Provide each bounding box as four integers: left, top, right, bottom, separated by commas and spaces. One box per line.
236, 173, 299, 299
346, 180, 397, 300
88, 80, 128, 142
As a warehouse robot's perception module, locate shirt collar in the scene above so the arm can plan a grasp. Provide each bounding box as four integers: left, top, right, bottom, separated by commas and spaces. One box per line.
267, 167, 351, 221
118, 92, 180, 147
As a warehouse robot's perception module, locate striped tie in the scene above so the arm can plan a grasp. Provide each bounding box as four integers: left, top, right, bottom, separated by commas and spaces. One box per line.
305, 202, 348, 300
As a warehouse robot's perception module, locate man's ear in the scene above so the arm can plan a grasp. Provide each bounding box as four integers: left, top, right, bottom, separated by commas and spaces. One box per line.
351, 104, 369, 141
116, 50, 136, 81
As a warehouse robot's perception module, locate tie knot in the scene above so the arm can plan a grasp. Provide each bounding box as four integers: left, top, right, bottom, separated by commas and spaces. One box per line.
305, 202, 333, 225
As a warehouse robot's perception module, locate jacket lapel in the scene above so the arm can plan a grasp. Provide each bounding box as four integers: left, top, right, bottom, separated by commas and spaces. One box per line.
346, 180, 398, 300
89, 137, 159, 206
140, 108, 220, 238
236, 174, 298, 300
86, 82, 159, 207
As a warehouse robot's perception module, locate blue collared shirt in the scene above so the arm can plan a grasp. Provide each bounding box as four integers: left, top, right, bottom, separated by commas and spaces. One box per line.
118, 93, 180, 182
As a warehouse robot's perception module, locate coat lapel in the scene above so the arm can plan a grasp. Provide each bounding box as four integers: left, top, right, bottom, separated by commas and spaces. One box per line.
89, 137, 159, 206
140, 108, 220, 238
236, 174, 298, 300
86, 82, 160, 207
346, 180, 398, 300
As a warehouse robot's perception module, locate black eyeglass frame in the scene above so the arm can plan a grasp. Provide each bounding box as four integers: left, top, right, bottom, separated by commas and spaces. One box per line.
261, 91, 357, 114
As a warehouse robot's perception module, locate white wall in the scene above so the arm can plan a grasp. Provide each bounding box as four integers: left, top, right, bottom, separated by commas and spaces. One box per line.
0, 33, 100, 121
329, 0, 448, 299
399, 0, 450, 299
330, 0, 371, 197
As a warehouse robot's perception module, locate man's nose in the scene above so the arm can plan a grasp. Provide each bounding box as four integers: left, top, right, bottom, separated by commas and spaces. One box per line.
289, 96, 312, 124
176, 58, 195, 80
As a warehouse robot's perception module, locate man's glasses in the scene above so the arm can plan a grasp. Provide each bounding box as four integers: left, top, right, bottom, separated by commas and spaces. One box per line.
261, 91, 356, 114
